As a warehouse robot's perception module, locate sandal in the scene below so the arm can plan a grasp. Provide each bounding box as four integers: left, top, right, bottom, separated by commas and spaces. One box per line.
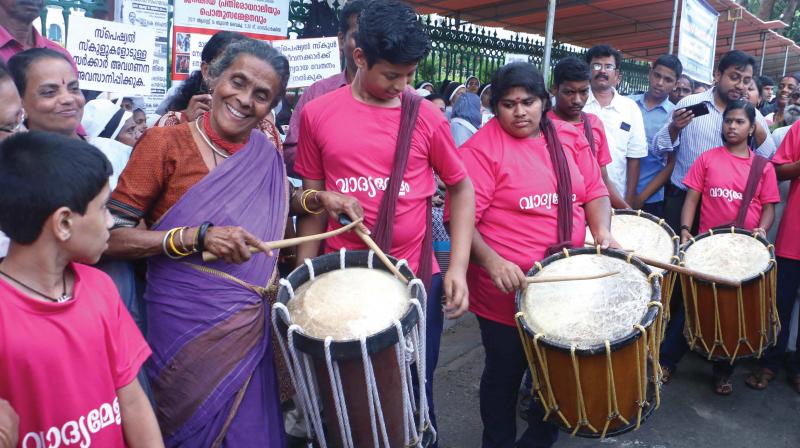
713, 375, 733, 395
745, 367, 775, 391
661, 365, 674, 384
789, 374, 800, 394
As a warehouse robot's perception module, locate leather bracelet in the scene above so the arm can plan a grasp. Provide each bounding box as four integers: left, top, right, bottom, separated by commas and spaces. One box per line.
197, 222, 214, 254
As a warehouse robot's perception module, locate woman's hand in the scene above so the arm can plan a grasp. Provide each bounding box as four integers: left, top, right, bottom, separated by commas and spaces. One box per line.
485, 254, 527, 294
316, 191, 369, 234
185, 94, 212, 121
203, 226, 273, 264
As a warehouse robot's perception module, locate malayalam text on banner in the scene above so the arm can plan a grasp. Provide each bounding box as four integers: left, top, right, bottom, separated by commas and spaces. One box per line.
171, 0, 290, 80
273, 37, 340, 89
66, 15, 156, 95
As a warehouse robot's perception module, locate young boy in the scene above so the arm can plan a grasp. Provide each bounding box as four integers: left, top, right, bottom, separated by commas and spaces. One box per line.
548, 56, 622, 207
0, 132, 162, 447
294, 0, 475, 440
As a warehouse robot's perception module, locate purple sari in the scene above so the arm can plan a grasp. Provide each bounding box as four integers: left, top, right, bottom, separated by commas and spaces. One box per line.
145, 130, 287, 447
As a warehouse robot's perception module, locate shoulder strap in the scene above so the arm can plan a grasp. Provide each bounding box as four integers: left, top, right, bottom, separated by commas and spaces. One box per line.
580, 112, 597, 156
734, 154, 769, 228
372, 94, 433, 288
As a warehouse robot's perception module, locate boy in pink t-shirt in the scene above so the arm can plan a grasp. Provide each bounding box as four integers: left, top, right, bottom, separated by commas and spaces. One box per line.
681, 101, 780, 242
294, 1, 475, 440
0, 132, 162, 447
747, 120, 800, 392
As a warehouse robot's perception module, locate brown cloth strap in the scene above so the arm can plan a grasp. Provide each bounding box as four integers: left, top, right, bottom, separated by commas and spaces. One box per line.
542, 116, 574, 256
372, 94, 433, 288
580, 112, 596, 157
734, 154, 769, 228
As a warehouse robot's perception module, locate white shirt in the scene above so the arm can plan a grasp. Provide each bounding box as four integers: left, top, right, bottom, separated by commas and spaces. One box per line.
583, 88, 648, 195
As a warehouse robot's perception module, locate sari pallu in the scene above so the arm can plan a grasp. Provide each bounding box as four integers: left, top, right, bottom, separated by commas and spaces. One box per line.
145, 130, 287, 447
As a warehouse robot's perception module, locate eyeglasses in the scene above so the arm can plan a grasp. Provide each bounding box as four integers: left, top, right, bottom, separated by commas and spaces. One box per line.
0, 109, 24, 134
591, 63, 617, 71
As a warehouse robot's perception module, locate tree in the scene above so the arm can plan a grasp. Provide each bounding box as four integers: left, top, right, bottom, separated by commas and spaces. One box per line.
757, 0, 776, 20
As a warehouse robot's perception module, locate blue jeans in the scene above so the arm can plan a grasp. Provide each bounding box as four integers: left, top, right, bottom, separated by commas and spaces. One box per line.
411, 273, 443, 447
477, 316, 559, 448
759, 257, 800, 375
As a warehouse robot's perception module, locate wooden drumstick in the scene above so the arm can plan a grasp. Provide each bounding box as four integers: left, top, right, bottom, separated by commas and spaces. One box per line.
336, 214, 410, 283
583, 244, 741, 288
525, 271, 619, 284
201, 217, 364, 263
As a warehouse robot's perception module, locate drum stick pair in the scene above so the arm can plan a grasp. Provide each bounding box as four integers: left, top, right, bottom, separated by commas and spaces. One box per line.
583, 244, 741, 288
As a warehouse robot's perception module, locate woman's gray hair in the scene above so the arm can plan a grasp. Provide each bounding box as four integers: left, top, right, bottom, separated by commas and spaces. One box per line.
207, 39, 290, 109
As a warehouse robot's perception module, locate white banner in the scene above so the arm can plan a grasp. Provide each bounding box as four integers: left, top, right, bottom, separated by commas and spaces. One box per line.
66, 16, 156, 95
505, 53, 529, 65
273, 37, 340, 89
173, 0, 289, 37
678, 0, 720, 85
117, 0, 169, 113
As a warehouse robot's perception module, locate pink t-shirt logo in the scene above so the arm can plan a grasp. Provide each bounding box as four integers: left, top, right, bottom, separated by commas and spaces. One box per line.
708, 186, 743, 203
335, 176, 411, 198
519, 192, 578, 210
22, 397, 121, 448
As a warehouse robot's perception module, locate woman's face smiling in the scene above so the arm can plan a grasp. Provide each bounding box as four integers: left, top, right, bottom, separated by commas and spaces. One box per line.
208, 54, 280, 143
22, 57, 84, 137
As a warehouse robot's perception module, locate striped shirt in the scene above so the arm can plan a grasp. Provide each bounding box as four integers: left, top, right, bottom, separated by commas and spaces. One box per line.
653, 88, 776, 189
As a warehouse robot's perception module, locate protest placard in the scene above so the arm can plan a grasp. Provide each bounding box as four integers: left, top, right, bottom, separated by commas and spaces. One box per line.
273, 37, 340, 89
117, 0, 170, 112
172, 0, 290, 80
66, 15, 156, 96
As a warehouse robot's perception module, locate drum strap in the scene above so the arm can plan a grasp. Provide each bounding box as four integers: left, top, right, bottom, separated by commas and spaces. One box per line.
373, 94, 434, 288
543, 117, 574, 256
580, 112, 597, 157
733, 154, 768, 228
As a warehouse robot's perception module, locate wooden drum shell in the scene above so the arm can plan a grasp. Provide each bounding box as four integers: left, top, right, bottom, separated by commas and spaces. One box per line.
515, 248, 663, 439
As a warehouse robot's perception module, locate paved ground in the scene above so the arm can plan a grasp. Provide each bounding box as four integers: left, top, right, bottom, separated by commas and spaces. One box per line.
434, 314, 800, 448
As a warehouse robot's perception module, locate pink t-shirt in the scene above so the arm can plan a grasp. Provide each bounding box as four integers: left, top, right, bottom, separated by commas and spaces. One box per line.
295, 86, 467, 272
683, 146, 780, 233
0, 26, 77, 73
456, 118, 608, 326
0, 263, 151, 448
773, 122, 800, 260
547, 110, 613, 167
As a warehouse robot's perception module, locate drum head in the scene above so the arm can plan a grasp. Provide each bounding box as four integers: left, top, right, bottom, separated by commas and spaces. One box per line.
683, 230, 771, 283
287, 267, 410, 341
520, 252, 655, 350
586, 210, 677, 273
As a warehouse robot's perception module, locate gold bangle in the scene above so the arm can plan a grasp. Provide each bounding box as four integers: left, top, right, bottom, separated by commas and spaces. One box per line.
301, 189, 324, 215
168, 227, 192, 257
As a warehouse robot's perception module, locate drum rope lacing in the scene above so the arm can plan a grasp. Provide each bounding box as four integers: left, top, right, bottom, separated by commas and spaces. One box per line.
680, 228, 779, 363
515, 254, 665, 438
272, 249, 434, 448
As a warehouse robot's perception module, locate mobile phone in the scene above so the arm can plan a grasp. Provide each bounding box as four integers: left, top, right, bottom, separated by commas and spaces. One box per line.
682, 102, 709, 118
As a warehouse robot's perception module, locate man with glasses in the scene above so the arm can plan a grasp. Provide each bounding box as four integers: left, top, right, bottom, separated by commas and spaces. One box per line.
582, 44, 647, 209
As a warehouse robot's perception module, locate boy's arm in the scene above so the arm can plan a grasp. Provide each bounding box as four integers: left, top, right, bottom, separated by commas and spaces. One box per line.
601, 166, 630, 209
443, 177, 475, 319
0, 399, 18, 448
680, 189, 701, 243
624, 157, 641, 206
634, 153, 676, 209
118, 378, 164, 448
757, 203, 775, 238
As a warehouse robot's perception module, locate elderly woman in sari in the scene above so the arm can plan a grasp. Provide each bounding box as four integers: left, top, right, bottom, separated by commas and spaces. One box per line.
105, 39, 363, 447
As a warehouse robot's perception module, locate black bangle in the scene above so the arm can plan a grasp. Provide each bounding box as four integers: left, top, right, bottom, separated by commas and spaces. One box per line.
680, 224, 690, 231
197, 222, 214, 254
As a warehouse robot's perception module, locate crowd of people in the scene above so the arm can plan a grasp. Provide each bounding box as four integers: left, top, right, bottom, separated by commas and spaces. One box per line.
1, 0, 799, 447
